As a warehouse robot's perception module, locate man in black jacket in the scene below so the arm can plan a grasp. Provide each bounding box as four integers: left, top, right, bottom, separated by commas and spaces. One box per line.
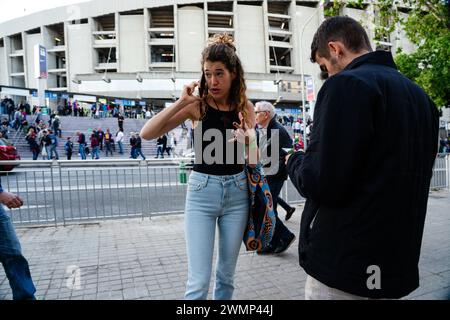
255, 101, 296, 254
286, 16, 439, 299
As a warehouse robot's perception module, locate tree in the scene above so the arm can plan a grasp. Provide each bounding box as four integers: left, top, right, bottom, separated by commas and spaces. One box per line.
394, 0, 450, 108
325, 0, 449, 108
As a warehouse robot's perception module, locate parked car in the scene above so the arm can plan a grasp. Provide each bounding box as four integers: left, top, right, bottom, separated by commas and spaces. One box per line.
0, 138, 20, 171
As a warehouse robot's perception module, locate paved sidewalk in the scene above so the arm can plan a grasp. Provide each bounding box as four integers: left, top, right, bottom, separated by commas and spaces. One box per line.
1, 190, 449, 300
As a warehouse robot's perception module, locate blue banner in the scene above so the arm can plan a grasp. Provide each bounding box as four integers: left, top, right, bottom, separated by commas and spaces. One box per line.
45, 92, 58, 100
38, 45, 47, 79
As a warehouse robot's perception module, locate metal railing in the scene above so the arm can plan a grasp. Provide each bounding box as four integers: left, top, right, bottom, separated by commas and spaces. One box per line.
1, 159, 306, 227
1, 155, 448, 227
430, 154, 450, 189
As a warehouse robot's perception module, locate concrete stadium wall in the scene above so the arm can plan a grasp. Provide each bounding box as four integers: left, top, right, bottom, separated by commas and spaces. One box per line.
0, 46, 7, 85
236, 4, 266, 74
25, 33, 43, 90
295, 5, 320, 82
177, 6, 205, 72
67, 23, 94, 76
119, 15, 146, 73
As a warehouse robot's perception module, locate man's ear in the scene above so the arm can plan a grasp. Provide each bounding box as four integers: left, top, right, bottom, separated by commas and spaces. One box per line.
327, 41, 344, 58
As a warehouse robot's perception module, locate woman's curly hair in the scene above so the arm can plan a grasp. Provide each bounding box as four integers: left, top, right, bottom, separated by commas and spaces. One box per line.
198, 33, 248, 123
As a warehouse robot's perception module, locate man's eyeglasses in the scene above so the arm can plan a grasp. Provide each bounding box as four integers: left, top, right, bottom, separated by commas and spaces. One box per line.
255, 110, 268, 114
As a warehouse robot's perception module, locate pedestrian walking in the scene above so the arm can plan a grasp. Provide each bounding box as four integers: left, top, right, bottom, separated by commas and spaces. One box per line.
115, 129, 124, 155
254, 101, 296, 254
118, 113, 124, 131
65, 137, 74, 160
134, 133, 146, 160
76, 131, 87, 160
104, 129, 113, 156
90, 131, 100, 159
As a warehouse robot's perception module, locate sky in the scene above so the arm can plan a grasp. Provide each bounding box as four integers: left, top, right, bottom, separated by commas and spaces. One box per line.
0, 0, 92, 24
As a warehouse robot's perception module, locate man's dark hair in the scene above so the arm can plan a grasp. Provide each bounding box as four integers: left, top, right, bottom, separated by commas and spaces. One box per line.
310, 16, 372, 63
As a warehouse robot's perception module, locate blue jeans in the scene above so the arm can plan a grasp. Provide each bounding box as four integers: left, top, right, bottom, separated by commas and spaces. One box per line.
156, 145, 164, 158
184, 170, 249, 300
105, 142, 113, 156
32, 150, 39, 160
117, 141, 124, 154
134, 148, 145, 160
47, 144, 59, 160
91, 146, 100, 159
0, 205, 36, 300
79, 143, 86, 160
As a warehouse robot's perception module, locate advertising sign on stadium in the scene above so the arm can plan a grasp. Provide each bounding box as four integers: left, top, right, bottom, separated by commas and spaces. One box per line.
34, 44, 47, 79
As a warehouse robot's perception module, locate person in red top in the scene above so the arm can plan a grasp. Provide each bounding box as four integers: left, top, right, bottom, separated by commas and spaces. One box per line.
90, 131, 100, 159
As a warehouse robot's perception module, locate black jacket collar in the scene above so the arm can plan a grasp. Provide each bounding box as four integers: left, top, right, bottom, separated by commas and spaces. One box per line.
344, 50, 397, 72
267, 117, 278, 130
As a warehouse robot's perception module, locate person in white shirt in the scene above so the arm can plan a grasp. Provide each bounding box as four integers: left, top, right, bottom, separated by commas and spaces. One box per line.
166, 131, 177, 157
293, 119, 302, 136
115, 129, 124, 154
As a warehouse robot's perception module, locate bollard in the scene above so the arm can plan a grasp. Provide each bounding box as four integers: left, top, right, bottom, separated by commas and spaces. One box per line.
179, 161, 187, 184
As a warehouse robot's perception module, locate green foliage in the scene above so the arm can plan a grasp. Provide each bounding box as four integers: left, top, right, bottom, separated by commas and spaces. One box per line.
394, 0, 450, 108
346, 0, 365, 9
373, 0, 399, 44
327, 0, 449, 108
324, 1, 344, 17
396, 33, 450, 108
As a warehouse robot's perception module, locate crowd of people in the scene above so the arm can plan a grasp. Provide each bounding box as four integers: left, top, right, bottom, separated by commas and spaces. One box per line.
1, 95, 312, 162
53, 100, 155, 120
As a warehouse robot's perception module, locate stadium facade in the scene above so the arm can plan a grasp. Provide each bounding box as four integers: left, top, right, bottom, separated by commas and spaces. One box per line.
0, 0, 415, 112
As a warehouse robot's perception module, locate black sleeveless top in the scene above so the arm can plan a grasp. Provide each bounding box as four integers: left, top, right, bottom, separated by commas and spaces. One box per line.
193, 105, 245, 175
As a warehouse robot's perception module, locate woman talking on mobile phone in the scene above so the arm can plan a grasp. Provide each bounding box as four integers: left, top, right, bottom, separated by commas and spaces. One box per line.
140, 33, 257, 300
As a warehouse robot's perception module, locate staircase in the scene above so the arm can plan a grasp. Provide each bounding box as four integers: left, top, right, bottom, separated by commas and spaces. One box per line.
9, 115, 192, 160
8, 114, 297, 160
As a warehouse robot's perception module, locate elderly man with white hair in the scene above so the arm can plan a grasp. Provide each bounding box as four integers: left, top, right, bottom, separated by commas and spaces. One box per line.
255, 101, 296, 254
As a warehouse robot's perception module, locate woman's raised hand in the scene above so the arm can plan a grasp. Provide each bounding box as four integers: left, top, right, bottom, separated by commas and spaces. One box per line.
180, 81, 202, 106
230, 112, 255, 145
